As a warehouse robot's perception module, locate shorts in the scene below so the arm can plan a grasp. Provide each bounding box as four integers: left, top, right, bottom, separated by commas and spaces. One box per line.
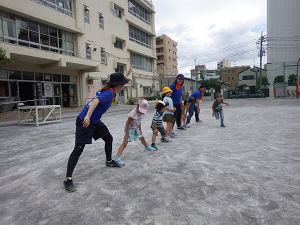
75, 117, 111, 144
127, 129, 143, 142
163, 114, 176, 123
151, 126, 166, 136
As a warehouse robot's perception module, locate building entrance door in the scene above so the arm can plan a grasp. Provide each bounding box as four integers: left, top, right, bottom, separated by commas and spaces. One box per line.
62, 84, 70, 107
19, 82, 34, 105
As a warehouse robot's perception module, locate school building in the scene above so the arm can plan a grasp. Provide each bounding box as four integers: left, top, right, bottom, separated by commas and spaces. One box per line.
0, 0, 158, 112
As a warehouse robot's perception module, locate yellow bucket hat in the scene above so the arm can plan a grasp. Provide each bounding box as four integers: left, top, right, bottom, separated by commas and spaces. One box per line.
161, 87, 173, 94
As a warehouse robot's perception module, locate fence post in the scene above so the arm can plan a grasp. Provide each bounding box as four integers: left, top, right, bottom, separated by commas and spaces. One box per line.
274, 84, 276, 99
296, 81, 299, 98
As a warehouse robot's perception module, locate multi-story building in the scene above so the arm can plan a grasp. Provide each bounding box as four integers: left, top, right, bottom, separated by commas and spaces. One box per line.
0, 0, 158, 110
191, 65, 206, 77
238, 67, 267, 94
156, 34, 178, 77
267, 0, 300, 85
217, 59, 231, 71
220, 66, 250, 90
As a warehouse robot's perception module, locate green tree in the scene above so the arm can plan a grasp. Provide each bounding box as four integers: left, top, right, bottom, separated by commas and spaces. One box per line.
199, 79, 223, 92
274, 75, 284, 84
0, 48, 13, 68
288, 74, 297, 84
256, 76, 269, 87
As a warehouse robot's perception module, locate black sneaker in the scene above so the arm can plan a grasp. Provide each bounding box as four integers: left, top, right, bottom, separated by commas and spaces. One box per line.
177, 126, 186, 130
64, 179, 76, 192
221, 124, 226, 127
106, 160, 120, 167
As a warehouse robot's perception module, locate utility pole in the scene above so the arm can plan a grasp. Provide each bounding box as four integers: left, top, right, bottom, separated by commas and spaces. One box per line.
258, 31, 266, 90
283, 62, 286, 97
194, 58, 198, 91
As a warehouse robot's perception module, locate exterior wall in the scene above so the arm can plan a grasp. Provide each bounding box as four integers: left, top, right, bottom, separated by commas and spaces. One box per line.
220, 66, 250, 90
267, 0, 300, 85
156, 34, 178, 76
0, 0, 158, 107
217, 59, 231, 70
239, 69, 257, 87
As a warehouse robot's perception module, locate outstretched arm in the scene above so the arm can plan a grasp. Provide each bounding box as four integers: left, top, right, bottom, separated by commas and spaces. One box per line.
125, 66, 133, 78
83, 98, 100, 127
124, 117, 132, 139
222, 101, 229, 106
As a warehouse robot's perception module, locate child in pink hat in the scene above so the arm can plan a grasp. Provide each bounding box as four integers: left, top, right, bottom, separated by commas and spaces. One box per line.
113, 99, 156, 167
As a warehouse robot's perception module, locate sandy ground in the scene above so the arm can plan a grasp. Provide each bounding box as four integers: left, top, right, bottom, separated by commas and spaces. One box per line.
0, 98, 300, 225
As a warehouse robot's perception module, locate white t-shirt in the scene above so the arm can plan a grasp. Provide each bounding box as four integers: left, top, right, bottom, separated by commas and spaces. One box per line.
127, 108, 144, 131
163, 96, 174, 115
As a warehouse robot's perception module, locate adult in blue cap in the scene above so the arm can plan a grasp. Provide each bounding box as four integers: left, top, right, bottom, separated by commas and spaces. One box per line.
169, 74, 186, 130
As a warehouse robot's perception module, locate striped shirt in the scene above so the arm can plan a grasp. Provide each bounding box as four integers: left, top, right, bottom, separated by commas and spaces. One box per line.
152, 111, 163, 128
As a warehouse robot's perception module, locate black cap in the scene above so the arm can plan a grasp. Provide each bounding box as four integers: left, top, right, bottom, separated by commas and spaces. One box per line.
107, 73, 129, 86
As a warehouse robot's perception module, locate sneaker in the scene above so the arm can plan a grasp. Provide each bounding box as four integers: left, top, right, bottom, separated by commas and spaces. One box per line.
171, 132, 177, 136
161, 138, 171, 143
169, 134, 176, 138
151, 144, 158, 150
64, 179, 76, 192
177, 126, 186, 130
106, 160, 120, 167
114, 158, 125, 167
185, 123, 190, 128
196, 120, 202, 123
145, 146, 157, 151
221, 124, 226, 127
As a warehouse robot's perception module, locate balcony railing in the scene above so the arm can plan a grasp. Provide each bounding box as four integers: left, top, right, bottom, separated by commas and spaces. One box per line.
32, 0, 72, 16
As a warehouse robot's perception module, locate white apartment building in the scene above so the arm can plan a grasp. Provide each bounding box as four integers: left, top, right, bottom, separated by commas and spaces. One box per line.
217, 59, 231, 71
0, 0, 158, 110
267, 0, 300, 85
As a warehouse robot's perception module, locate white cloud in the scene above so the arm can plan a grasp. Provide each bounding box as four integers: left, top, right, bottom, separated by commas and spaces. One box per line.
152, 0, 267, 74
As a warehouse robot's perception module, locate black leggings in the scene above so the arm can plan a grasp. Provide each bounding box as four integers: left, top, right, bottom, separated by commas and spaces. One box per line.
173, 104, 182, 128
66, 133, 113, 177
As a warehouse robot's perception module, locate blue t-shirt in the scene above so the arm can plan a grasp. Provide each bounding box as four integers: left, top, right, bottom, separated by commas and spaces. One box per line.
163, 96, 174, 115
190, 90, 202, 100
170, 83, 183, 105
78, 90, 114, 124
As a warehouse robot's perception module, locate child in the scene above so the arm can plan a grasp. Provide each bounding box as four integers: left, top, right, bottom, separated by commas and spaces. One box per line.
186, 85, 206, 127
161, 87, 176, 138
113, 99, 156, 167
212, 93, 229, 127
151, 101, 171, 150
64, 71, 130, 192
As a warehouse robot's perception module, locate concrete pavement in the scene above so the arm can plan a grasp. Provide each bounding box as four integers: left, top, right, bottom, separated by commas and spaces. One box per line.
0, 98, 300, 225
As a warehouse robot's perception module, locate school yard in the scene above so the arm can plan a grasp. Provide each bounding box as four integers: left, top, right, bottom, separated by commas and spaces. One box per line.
0, 98, 300, 225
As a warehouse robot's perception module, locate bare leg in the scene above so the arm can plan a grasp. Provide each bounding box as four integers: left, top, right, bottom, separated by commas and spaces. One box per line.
139, 136, 148, 147
116, 139, 128, 158
152, 130, 158, 144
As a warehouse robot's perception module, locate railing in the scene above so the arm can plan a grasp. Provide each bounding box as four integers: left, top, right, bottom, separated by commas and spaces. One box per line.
31, 0, 72, 16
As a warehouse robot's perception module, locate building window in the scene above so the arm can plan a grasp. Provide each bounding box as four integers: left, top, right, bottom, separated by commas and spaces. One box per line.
114, 39, 123, 49
129, 25, 151, 48
99, 13, 104, 29
0, 81, 9, 97
0, 13, 74, 56
115, 64, 124, 73
86, 43, 91, 59
243, 75, 255, 80
100, 48, 106, 64
32, 0, 72, 16
113, 6, 122, 18
84, 5, 90, 23
130, 53, 152, 71
128, 0, 150, 24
